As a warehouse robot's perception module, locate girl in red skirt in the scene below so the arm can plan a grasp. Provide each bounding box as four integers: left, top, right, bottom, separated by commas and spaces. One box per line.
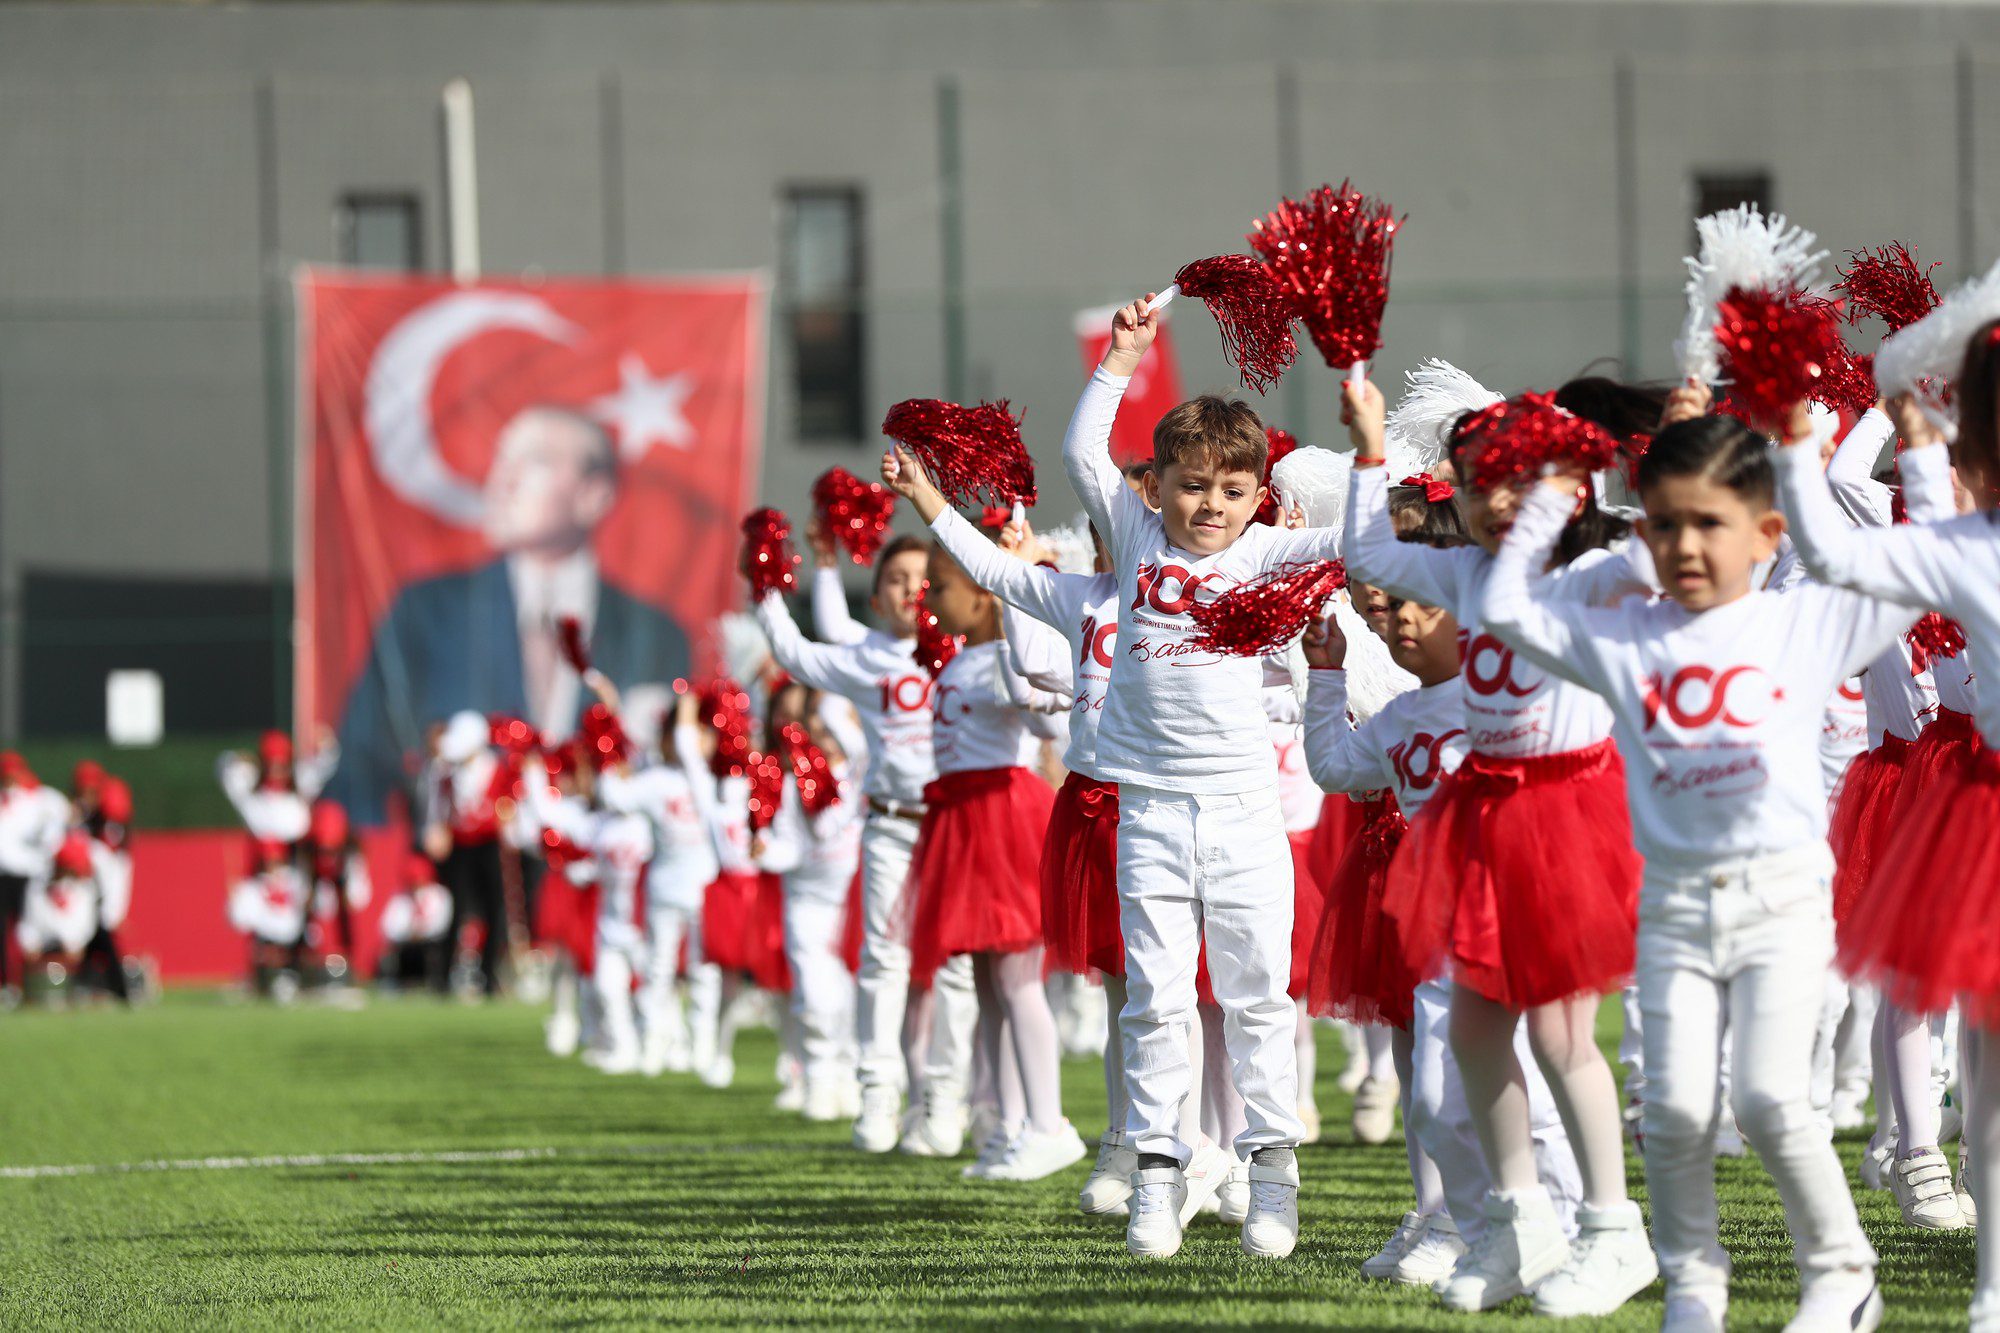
885, 491, 1084, 1185
1344, 377, 1652, 1315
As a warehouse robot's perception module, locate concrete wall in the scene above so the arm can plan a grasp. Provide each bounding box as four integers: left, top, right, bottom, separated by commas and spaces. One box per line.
2, 0, 1997, 733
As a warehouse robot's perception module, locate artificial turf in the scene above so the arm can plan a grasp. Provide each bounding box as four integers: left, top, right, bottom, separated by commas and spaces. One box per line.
0, 993, 1978, 1330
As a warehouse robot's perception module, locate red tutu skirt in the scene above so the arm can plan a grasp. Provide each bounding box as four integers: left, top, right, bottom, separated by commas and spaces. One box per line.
1288, 829, 1326, 1000
1304, 792, 1368, 891
1307, 796, 1416, 1028
906, 767, 1055, 986
1891, 709, 1978, 826
1039, 773, 1123, 977
1841, 739, 2000, 1021
1383, 740, 1640, 1009
1829, 733, 1915, 924
533, 872, 599, 973
748, 872, 791, 992
700, 871, 760, 975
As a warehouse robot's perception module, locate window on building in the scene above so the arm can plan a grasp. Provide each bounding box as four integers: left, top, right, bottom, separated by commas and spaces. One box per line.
782, 187, 866, 441
1692, 171, 1774, 240
336, 193, 423, 270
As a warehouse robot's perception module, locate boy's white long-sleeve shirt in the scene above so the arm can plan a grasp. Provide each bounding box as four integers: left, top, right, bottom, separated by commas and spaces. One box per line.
1485, 484, 1921, 871
1780, 440, 2000, 747
612, 724, 723, 904
928, 506, 1117, 778
931, 640, 1047, 775
756, 593, 935, 806
1305, 671, 1466, 817
1344, 464, 1651, 758
1064, 368, 1349, 793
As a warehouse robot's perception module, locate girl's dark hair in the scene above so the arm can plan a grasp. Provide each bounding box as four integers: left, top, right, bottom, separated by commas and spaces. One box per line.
1954, 317, 2000, 495
1444, 419, 1632, 565
1554, 375, 1671, 439
1388, 484, 1469, 547
1636, 414, 1775, 507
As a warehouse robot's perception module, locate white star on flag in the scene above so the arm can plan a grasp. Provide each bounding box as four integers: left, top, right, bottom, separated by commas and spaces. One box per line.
590, 353, 696, 460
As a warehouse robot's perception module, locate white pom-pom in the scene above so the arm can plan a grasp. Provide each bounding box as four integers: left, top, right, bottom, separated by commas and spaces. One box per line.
1384, 359, 1501, 477
1877, 256, 2000, 432
1677, 204, 1826, 383
1329, 596, 1416, 724
1270, 446, 1352, 534
717, 612, 771, 689
1033, 515, 1099, 576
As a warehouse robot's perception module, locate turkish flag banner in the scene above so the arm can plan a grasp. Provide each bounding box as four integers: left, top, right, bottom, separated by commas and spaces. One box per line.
1074, 303, 1185, 469
298, 270, 767, 821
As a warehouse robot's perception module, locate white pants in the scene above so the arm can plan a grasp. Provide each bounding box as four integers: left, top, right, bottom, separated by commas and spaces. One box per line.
1638, 845, 1876, 1294
642, 900, 699, 1060
1407, 980, 1583, 1248
855, 814, 920, 1092
783, 892, 856, 1088
594, 916, 649, 1061
1117, 784, 1303, 1162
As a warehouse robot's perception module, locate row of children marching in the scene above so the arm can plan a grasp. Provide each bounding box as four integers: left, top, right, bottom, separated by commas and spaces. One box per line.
0, 753, 138, 1004
703, 247, 2000, 1333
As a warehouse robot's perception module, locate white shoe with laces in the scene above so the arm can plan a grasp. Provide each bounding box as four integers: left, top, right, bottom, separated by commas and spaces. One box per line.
1240, 1156, 1300, 1258
899, 1086, 968, 1158
1352, 1073, 1399, 1144
1892, 1147, 1967, 1229
1531, 1200, 1658, 1317
1393, 1214, 1466, 1286
1126, 1166, 1187, 1258
851, 1085, 902, 1154
1436, 1188, 1571, 1312
1661, 1286, 1729, 1333
1079, 1133, 1139, 1215
1178, 1139, 1230, 1225
1360, 1211, 1427, 1279
961, 1126, 1021, 1180
989, 1121, 1088, 1182
1782, 1267, 1882, 1332
1216, 1162, 1250, 1225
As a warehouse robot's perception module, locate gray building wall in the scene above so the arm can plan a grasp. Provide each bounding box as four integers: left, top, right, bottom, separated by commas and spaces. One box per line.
2, 0, 1997, 736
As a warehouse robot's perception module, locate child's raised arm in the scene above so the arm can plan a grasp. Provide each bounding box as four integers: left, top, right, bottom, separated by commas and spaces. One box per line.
1481, 479, 1608, 691
1776, 421, 1965, 614
1063, 299, 1155, 542
1300, 621, 1394, 795
1823, 406, 1897, 529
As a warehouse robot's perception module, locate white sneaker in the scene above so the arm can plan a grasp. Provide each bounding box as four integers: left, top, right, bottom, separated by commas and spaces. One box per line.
1393, 1214, 1466, 1286
773, 1078, 806, 1113
1216, 1162, 1251, 1225
586, 1044, 644, 1075
1662, 1286, 1729, 1332
1829, 1091, 1868, 1133
689, 1026, 716, 1079
1892, 1147, 1967, 1229
1783, 1267, 1882, 1332
661, 1042, 692, 1074
545, 1012, 581, 1057
1079, 1133, 1138, 1216
990, 1122, 1088, 1182
961, 1126, 1021, 1180
1360, 1211, 1427, 1279
851, 1085, 902, 1154
802, 1080, 848, 1122
1240, 1155, 1301, 1258
899, 1087, 969, 1158
1126, 1166, 1187, 1258
1437, 1188, 1571, 1312
1531, 1200, 1658, 1317
698, 1054, 734, 1089
1959, 1147, 1978, 1225
1178, 1139, 1230, 1225
1352, 1073, 1399, 1145
1298, 1100, 1323, 1145
1860, 1139, 1895, 1191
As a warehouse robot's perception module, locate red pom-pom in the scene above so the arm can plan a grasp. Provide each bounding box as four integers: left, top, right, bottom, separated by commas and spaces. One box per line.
778, 721, 841, 816
1835, 242, 1942, 334
913, 583, 962, 678
579, 702, 631, 771
1814, 342, 1879, 418
1188, 560, 1348, 658
881, 399, 1036, 509
697, 678, 754, 778
488, 714, 539, 758
99, 777, 133, 827
1253, 427, 1300, 526
746, 749, 786, 832
811, 466, 897, 565
1456, 392, 1622, 492
1713, 286, 1848, 428
556, 616, 591, 673
1906, 612, 1968, 676
1169, 255, 1300, 394
741, 508, 802, 599
1248, 180, 1402, 371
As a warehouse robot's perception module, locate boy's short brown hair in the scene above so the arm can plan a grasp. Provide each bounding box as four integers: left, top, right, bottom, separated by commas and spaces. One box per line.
871, 534, 930, 592
1151, 395, 1268, 477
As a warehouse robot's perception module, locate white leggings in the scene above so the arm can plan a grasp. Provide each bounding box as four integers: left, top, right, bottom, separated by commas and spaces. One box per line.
970, 949, 1065, 1135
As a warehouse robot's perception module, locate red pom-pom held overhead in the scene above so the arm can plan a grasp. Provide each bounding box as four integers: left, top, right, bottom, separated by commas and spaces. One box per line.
1253, 427, 1300, 526
1188, 560, 1348, 658
741, 507, 802, 599
880, 399, 1037, 509
746, 749, 786, 832
1249, 180, 1402, 381
1836, 242, 1943, 334
697, 678, 754, 778
778, 721, 841, 816
912, 583, 962, 678
1456, 392, 1622, 493
810, 466, 897, 565
1148, 255, 1300, 395
1906, 612, 1968, 676
1712, 286, 1848, 427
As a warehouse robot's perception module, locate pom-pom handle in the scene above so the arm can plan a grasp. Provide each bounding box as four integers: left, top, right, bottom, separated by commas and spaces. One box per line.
1143, 285, 1179, 315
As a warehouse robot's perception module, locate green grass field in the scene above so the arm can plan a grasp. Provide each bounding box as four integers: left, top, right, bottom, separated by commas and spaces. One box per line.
0, 994, 1978, 1330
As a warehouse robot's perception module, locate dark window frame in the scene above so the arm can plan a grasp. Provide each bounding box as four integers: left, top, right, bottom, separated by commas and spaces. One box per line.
335, 191, 424, 271
1691, 171, 1775, 246
780, 184, 867, 443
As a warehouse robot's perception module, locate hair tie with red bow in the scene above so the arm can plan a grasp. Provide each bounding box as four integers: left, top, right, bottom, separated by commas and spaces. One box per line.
978, 505, 1012, 530
1399, 472, 1456, 503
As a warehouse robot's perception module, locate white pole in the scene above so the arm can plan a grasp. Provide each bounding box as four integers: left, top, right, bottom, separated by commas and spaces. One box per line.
442, 78, 480, 283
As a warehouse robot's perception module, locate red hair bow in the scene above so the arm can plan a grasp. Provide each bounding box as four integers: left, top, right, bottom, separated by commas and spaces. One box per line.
978, 505, 1012, 530
1400, 472, 1455, 503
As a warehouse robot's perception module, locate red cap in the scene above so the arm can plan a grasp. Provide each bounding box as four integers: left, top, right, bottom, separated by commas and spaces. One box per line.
54, 831, 94, 878
309, 799, 349, 850
99, 777, 134, 825
72, 760, 106, 795
259, 730, 294, 765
